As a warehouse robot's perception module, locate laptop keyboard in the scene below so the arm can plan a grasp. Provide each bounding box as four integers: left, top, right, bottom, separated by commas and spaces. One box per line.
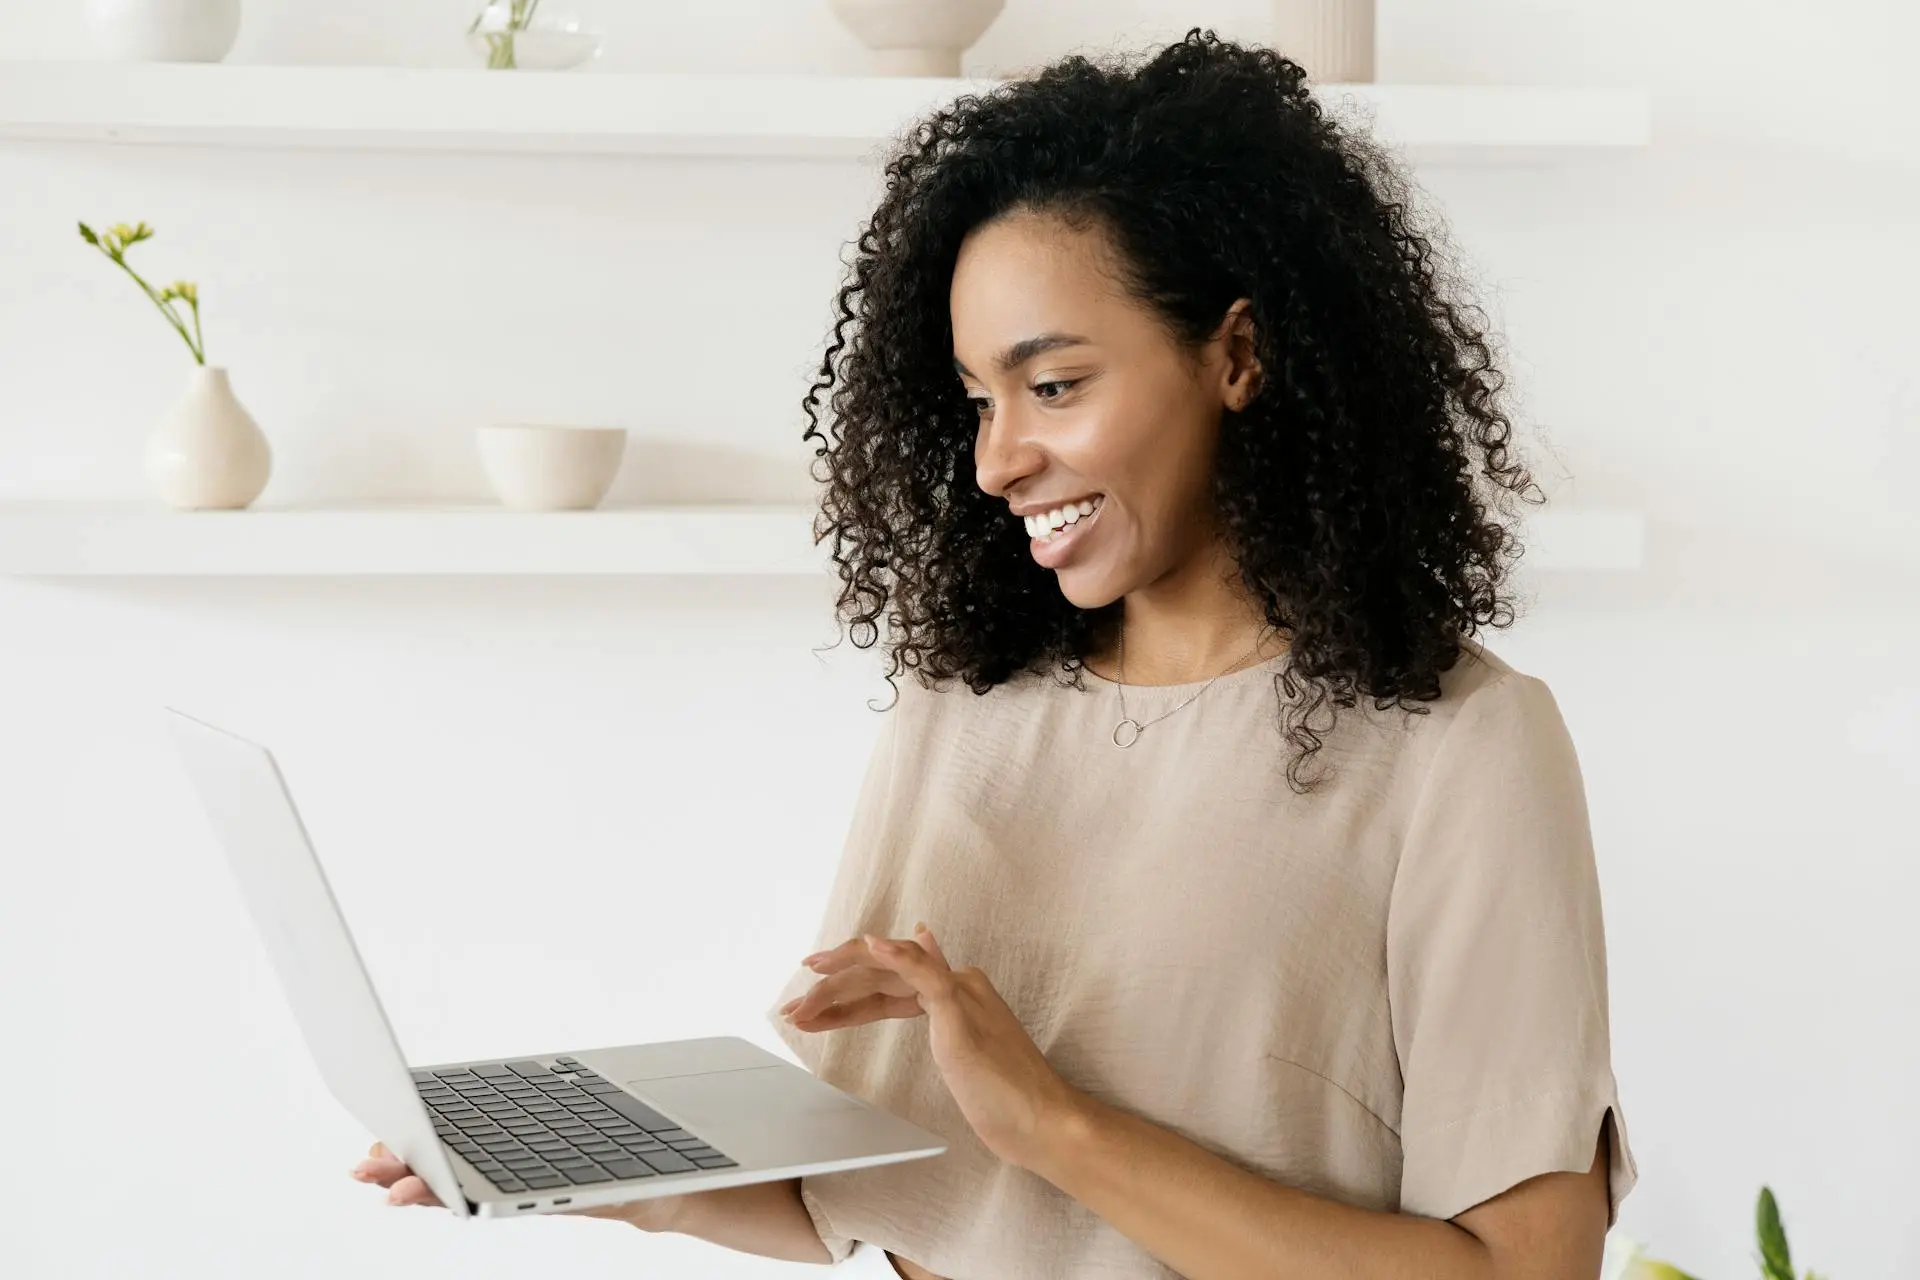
411, 1056, 738, 1194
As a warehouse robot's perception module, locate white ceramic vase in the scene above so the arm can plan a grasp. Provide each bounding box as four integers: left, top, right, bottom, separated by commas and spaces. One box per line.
828, 0, 1004, 77
147, 366, 272, 510
477, 425, 626, 511
1272, 0, 1374, 83
84, 0, 243, 63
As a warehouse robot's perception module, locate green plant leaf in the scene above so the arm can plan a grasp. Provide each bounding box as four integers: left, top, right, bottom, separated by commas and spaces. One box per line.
78, 221, 99, 245
1756, 1186, 1793, 1280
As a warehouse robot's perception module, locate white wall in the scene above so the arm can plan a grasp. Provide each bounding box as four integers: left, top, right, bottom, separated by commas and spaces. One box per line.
2, 2, 1916, 1278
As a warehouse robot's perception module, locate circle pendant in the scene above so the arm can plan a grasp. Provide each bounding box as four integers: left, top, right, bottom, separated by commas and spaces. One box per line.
1112, 718, 1144, 748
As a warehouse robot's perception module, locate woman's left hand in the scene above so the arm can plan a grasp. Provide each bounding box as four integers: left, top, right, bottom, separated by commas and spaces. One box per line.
780, 923, 1084, 1170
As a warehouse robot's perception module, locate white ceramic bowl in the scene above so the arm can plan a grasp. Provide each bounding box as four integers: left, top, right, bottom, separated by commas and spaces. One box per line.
477, 425, 626, 511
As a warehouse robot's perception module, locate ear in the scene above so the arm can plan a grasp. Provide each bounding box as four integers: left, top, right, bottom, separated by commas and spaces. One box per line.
1214, 297, 1264, 411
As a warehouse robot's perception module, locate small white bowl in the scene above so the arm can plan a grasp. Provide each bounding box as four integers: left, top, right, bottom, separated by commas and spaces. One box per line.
477, 425, 626, 511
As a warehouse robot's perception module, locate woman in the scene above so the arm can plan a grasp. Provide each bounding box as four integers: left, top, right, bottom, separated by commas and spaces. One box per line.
356, 28, 1635, 1279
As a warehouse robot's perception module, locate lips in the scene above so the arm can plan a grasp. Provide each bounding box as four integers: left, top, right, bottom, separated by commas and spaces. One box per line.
1025, 495, 1105, 571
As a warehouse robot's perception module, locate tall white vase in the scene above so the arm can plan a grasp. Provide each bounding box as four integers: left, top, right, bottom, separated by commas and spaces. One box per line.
1272, 0, 1374, 83
147, 366, 271, 510
84, 0, 243, 63
828, 0, 1005, 77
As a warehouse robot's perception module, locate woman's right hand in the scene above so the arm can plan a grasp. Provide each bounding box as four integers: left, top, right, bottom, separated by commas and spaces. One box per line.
349, 1142, 683, 1230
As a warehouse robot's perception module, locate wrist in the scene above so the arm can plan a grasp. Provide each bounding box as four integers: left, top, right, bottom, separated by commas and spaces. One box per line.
1021, 1082, 1103, 1179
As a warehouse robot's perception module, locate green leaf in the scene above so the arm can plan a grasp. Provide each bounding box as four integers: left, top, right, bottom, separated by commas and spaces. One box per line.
1756, 1186, 1793, 1280
78, 221, 99, 245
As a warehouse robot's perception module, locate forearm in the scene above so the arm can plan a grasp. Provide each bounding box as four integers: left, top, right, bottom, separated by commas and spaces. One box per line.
1026, 1092, 1493, 1280
630, 1177, 835, 1263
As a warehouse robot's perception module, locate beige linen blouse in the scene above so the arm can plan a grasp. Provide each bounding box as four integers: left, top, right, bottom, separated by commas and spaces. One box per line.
765, 639, 1636, 1277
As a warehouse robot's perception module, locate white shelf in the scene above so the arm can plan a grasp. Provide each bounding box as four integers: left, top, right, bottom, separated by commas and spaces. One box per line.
0, 501, 1643, 576
0, 65, 1649, 161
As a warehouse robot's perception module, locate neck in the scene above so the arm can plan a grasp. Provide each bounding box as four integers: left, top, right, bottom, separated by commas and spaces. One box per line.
1097, 539, 1286, 685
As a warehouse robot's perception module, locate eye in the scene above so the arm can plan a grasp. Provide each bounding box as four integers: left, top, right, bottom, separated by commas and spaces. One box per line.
966, 379, 1078, 415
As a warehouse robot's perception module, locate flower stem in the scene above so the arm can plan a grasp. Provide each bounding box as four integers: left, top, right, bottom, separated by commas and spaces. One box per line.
188, 298, 206, 366
98, 246, 203, 363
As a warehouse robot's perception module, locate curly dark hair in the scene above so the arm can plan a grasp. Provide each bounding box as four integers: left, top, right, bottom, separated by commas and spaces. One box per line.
800, 27, 1545, 792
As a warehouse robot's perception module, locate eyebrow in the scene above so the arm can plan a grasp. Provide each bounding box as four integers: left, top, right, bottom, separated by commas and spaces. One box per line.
953, 332, 1093, 379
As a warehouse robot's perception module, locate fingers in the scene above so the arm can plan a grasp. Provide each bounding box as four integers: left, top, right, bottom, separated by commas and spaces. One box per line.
351, 1154, 411, 1189
385, 1175, 442, 1207
786, 990, 924, 1030
911, 923, 950, 967
350, 1145, 442, 1206
783, 965, 915, 1023
801, 936, 881, 975
862, 932, 960, 1010
807, 924, 949, 973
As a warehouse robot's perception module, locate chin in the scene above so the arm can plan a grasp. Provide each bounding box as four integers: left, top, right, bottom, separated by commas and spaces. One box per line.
1053, 564, 1126, 612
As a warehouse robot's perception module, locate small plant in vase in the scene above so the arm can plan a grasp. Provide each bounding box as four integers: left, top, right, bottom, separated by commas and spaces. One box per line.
78, 219, 270, 510
467, 1, 601, 71
471, 0, 540, 69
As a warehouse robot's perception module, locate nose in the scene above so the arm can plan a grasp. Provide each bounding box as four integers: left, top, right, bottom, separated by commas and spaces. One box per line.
973, 405, 1046, 501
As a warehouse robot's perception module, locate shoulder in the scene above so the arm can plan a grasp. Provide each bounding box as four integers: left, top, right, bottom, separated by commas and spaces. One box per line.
1325, 638, 1575, 802
1428, 640, 1574, 760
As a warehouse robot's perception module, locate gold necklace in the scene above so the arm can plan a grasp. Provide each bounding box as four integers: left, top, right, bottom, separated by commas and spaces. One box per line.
1111, 629, 1270, 749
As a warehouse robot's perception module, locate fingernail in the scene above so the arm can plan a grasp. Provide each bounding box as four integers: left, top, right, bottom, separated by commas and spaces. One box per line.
780, 998, 800, 1014
801, 952, 825, 965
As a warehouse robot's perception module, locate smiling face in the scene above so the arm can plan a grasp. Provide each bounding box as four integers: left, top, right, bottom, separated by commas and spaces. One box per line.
952, 210, 1259, 612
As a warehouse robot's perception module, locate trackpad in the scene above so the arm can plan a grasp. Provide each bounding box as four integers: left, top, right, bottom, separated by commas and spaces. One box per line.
632, 1066, 897, 1167
632, 1066, 863, 1129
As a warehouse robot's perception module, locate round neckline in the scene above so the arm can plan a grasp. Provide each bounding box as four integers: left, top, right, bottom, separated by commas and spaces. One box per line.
1076, 647, 1291, 696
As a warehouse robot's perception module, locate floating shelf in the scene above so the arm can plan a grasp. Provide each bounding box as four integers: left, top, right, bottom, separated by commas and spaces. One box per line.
0, 501, 1643, 576
0, 65, 1650, 162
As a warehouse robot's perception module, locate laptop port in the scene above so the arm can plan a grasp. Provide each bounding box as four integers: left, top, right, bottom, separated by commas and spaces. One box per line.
516, 1202, 535, 1210
552, 1197, 572, 1206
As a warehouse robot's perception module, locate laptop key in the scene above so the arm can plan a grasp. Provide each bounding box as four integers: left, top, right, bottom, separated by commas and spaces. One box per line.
506, 1061, 549, 1078
522, 1173, 565, 1189
474, 1064, 517, 1078
566, 1167, 613, 1184
691, 1155, 738, 1169
600, 1158, 655, 1180
638, 1150, 696, 1174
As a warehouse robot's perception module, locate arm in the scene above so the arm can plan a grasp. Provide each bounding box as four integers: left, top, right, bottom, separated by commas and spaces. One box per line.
1025, 1092, 1611, 1280
356, 1146, 833, 1264
633, 1178, 835, 1264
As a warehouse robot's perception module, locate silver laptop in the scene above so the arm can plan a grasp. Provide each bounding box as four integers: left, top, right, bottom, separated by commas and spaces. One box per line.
163, 706, 946, 1219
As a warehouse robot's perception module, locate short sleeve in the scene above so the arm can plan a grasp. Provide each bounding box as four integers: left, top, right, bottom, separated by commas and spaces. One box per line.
760, 694, 907, 1264
1387, 672, 1638, 1224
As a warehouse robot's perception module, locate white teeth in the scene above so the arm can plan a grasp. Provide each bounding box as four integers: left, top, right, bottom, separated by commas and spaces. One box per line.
1023, 496, 1103, 539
